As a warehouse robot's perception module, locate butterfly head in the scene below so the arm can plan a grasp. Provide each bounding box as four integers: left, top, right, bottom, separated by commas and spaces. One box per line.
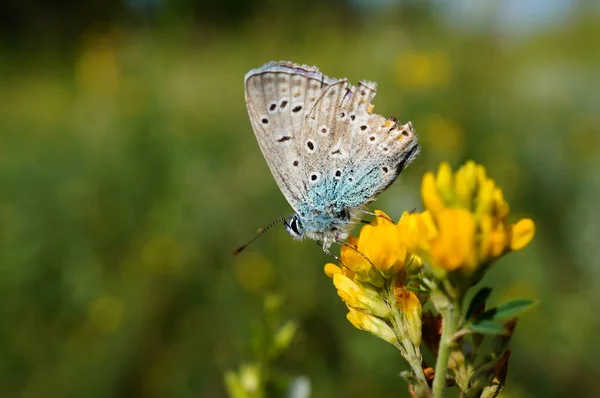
283, 214, 304, 239
283, 209, 355, 249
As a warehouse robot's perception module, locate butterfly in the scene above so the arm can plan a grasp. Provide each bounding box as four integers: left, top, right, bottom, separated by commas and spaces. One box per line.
240, 61, 419, 255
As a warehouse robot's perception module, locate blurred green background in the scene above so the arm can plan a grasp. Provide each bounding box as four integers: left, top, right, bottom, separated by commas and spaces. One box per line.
1, 0, 599, 397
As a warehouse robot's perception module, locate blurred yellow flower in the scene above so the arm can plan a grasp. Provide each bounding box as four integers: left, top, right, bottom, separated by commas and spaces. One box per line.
410, 161, 535, 274
430, 209, 477, 271
233, 252, 273, 292
422, 114, 465, 157
76, 32, 121, 98
88, 295, 125, 333
396, 50, 451, 90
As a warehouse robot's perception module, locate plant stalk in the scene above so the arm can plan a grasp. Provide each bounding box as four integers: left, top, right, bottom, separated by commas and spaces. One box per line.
432, 305, 458, 397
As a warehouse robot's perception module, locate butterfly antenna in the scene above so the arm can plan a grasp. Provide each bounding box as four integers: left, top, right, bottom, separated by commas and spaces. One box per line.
233, 215, 290, 255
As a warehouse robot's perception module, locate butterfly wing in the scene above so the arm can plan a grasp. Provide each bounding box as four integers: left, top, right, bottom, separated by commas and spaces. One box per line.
313, 80, 419, 209
245, 61, 419, 226
244, 61, 341, 211
288, 69, 419, 211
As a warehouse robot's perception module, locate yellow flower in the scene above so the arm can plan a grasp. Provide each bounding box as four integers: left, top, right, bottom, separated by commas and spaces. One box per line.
411, 161, 535, 273
324, 263, 342, 278
340, 235, 384, 287
336, 210, 417, 286
422, 114, 465, 157
397, 210, 437, 254
346, 307, 397, 345
395, 287, 422, 346
324, 210, 425, 346
510, 218, 536, 250
356, 210, 409, 277
396, 50, 451, 90
430, 209, 477, 272
421, 172, 446, 217
333, 273, 392, 318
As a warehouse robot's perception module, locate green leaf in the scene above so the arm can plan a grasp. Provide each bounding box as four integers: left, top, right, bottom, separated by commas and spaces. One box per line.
465, 287, 492, 320
469, 320, 507, 335
477, 298, 537, 322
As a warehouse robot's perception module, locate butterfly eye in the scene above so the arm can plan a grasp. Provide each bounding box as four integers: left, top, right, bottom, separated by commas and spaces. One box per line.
285, 215, 303, 238
290, 217, 301, 235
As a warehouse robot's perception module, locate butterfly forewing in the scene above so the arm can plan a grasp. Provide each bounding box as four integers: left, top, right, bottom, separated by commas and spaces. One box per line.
244, 62, 336, 211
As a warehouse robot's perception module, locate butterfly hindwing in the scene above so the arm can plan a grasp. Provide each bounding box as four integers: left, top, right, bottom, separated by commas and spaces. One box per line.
301, 76, 419, 209
330, 81, 419, 208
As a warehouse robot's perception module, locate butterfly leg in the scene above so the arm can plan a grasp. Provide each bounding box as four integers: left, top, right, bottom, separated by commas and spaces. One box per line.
320, 242, 341, 263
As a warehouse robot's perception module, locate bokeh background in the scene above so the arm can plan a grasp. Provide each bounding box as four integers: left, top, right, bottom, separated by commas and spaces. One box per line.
1, 0, 599, 397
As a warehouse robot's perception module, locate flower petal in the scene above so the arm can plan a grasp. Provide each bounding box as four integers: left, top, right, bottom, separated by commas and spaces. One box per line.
324, 263, 342, 279
395, 287, 422, 346
340, 235, 371, 276
436, 162, 454, 202
510, 218, 535, 250
360, 214, 404, 276
347, 307, 397, 344
421, 172, 445, 216
430, 209, 477, 271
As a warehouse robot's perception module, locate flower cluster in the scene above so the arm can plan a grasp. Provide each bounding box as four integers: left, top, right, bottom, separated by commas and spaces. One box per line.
403, 161, 535, 280
324, 161, 536, 397
324, 211, 427, 390
324, 211, 423, 347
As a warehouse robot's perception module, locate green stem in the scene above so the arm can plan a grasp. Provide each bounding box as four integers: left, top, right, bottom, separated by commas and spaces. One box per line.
432, 304, 458, 397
